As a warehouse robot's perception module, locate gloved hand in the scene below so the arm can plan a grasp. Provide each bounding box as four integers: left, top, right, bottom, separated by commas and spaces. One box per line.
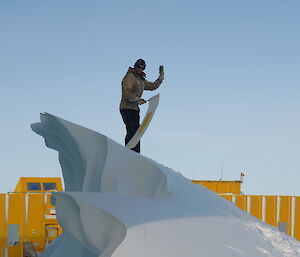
137, 98, 147, 105
159, 65, 164, 81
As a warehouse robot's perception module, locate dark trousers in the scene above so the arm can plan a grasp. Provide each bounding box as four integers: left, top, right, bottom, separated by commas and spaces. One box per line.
120, 109, 140, 153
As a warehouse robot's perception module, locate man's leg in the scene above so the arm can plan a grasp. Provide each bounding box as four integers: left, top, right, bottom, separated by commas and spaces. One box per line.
120, 109, 141, 153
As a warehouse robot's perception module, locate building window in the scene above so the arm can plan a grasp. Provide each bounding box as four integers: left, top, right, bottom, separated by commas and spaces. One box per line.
43, 183, 57, 191
27, 183, 41, 191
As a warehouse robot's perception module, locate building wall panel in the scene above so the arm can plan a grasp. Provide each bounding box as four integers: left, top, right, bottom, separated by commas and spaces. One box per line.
278, 196, 292, 236
7, 194, 25, 257
235, 195, 247, 211
250, 196, 262, 220
294, 197, 300, 242
0, 194, 5, 257
26, 194, 46, 253
265, 196, 277, 227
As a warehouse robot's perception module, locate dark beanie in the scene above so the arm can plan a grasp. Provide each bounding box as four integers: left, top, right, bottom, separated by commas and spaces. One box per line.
134, 59, 146, 69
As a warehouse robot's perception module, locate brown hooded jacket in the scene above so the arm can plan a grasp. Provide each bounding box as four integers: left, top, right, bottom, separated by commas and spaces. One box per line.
120, 67, 163, 111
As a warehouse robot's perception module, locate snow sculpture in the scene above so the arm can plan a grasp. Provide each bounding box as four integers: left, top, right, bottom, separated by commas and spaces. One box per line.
32, 113, 300, 257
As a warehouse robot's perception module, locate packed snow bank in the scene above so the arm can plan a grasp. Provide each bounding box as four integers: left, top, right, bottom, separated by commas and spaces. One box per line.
31, 113, 168, 197
32, 113, 300, 257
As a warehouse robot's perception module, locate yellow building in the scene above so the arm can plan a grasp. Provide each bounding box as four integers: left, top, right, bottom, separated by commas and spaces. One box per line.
14, 177, 63, 193
0, 177, 63, 257
192, 180, 242, 195
192, 179, 300, 241
1, 177, 300, 256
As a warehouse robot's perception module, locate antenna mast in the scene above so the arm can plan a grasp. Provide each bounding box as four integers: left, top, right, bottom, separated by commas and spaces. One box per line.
220, 160, 223, 181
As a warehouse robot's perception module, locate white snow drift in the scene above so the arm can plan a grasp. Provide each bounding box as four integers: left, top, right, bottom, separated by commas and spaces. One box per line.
32, 113, 300, 257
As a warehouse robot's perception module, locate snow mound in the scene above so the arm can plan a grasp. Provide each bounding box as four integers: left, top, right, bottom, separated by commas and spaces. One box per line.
32, 113, 300, 257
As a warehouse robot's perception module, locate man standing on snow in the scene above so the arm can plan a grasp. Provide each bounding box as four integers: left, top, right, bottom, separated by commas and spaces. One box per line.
120, 59, 164, 153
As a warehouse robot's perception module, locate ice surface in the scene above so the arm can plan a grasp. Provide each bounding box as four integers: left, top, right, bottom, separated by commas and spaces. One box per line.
32, 113, 300, 257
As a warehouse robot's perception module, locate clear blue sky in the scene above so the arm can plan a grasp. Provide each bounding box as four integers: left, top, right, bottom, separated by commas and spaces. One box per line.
0, 0, 299, 195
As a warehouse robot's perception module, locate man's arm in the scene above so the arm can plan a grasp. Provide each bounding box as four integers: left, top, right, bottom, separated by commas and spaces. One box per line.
144, 65, 164, 91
